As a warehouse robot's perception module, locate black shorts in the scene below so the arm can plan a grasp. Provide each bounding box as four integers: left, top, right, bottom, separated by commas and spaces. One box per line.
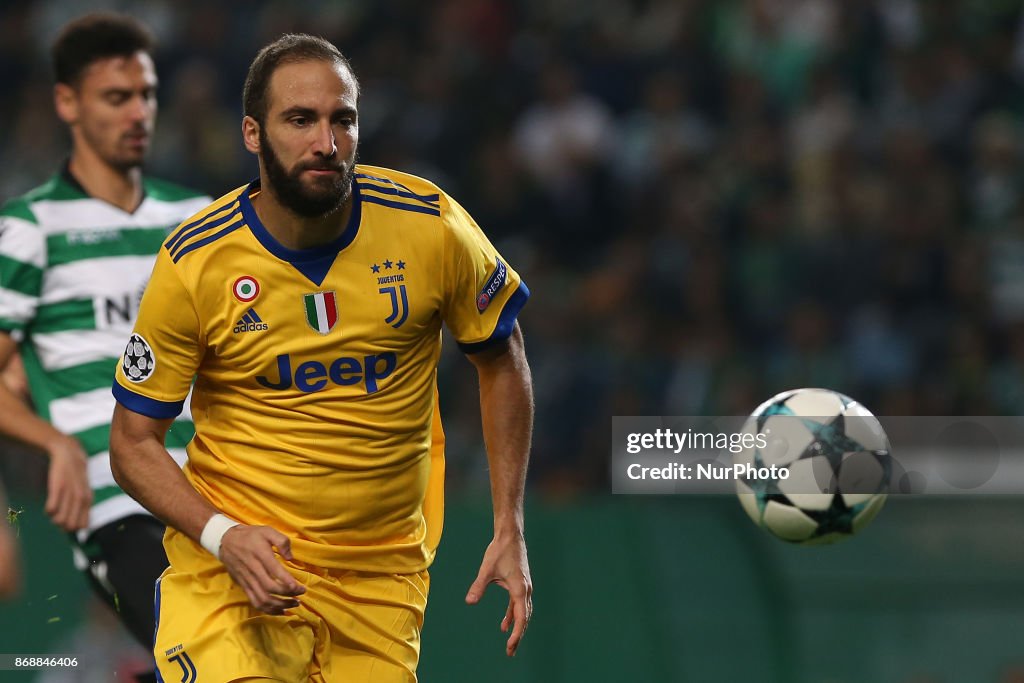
75, 514, 168, 649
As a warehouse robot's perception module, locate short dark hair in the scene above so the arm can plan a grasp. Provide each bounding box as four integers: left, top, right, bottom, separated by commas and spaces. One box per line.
51, 13, 154, 86
243, 33, 358, 124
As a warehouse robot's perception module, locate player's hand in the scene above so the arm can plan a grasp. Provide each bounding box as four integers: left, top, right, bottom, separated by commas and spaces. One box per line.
219, 525, 306, 615
465, 531, 533, 656
44, 435, 92, 532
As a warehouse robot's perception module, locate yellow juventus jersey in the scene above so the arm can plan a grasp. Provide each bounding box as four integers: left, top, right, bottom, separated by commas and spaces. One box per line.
112, 165, 528, 573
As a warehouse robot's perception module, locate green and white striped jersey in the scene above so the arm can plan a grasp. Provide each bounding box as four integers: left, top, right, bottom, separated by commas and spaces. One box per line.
0, 169, 210, 537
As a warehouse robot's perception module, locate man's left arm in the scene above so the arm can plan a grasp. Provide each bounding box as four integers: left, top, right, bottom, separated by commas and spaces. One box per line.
464, 321, 534, 657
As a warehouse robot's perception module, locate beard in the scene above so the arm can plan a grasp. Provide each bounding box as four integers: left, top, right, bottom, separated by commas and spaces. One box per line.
260, 128, 355, 218
83, 125, 149, 172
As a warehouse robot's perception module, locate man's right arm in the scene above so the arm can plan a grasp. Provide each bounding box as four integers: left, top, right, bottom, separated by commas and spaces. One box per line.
0, 332, 90, 531
109, 403, 304, 613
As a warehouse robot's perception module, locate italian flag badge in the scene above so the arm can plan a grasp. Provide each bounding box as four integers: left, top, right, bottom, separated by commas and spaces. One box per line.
304, 291, 338, 334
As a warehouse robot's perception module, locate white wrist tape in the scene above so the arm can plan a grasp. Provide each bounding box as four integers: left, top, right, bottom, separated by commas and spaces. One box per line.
200, 513, 239, 559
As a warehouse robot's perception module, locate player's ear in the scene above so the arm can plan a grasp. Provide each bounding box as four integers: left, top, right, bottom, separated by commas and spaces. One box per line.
242, 116, 261, 154
53, 83, 78, 125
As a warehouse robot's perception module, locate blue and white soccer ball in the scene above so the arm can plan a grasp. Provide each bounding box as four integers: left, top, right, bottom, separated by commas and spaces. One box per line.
735, 388, 891, 545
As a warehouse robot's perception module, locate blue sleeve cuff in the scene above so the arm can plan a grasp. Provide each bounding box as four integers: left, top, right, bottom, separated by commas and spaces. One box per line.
112, 381, 184, 419
458, 281, 530, 354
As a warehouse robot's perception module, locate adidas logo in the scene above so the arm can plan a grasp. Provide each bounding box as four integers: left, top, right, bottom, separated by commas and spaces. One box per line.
233, 307, 269, 334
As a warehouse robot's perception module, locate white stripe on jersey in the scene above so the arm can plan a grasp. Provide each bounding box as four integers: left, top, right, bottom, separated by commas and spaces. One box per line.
87, 451, 117, 489
40, 255, 156, 304
86, 448, 187, 491
50, 387, 115, 434
0, 286, 36, 324
85, 494, 148, 537
34, 328, 125, 371
30, 196, 210, 233
82, 448, 188, 534
157, 197, 212, 225
0, 215, 45, 267
168, 447, 188, 467
181, 385, 194, 421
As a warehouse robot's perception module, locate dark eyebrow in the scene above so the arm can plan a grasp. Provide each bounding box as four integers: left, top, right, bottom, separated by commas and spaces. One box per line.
280, 106, 316, 119
99, 84, 157, 97
280, 105, 357, 119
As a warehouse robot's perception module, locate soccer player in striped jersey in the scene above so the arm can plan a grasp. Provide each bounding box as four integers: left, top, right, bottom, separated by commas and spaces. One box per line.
0, 13, 208, 675
110, 34, 534, 682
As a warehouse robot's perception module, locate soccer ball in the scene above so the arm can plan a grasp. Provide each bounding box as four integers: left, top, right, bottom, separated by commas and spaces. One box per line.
121, 333, 156, 383
735, 388, 891, 545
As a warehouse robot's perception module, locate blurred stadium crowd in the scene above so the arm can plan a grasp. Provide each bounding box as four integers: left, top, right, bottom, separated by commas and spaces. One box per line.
2, 0, 1024, 494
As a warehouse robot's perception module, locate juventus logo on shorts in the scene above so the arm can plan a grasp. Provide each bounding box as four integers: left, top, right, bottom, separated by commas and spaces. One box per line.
168, 651, 197, 682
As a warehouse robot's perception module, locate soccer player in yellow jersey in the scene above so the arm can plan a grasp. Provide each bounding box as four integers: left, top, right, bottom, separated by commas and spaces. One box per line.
109, 34, 533, 682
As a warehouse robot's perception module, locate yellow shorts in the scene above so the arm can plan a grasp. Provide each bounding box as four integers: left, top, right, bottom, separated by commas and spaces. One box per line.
154, 528, 429, 683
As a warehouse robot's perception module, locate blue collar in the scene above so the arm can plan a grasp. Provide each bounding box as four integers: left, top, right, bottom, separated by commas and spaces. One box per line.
238, 177, 362, 286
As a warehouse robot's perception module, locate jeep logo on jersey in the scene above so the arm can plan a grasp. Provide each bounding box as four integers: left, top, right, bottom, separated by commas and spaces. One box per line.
255, 352, 397, 394
477, 259, 507, 313
122, 333, 155, 383
233, 276, 260, 303
304, 291, 338, 334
